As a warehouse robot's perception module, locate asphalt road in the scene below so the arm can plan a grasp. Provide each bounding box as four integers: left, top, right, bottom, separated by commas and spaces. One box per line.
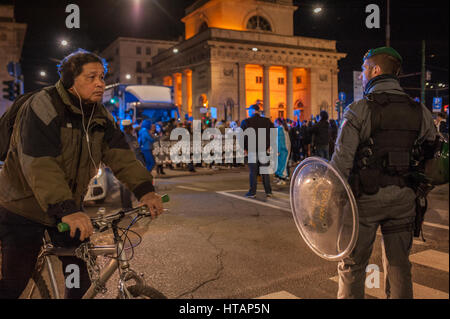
76, 168, 449, 299
19, 167, 449, 299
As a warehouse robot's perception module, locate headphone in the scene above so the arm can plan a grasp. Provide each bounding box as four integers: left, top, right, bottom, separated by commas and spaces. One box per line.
72, 87, 98, 173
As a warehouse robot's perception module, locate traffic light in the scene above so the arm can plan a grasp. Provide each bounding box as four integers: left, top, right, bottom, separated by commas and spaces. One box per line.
13, 82, 20, 97
2, 80, 15, 101
335, 101, 341, 113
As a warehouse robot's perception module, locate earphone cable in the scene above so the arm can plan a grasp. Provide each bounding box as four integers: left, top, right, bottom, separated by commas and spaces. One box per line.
74, 88, 98, 173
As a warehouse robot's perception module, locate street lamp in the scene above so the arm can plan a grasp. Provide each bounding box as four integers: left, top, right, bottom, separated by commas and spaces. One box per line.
173, 48, 179, 54
313, 7, 322, 14
61, 40, 68, 46
40, 71, 46, 77
125, 74, 131, 80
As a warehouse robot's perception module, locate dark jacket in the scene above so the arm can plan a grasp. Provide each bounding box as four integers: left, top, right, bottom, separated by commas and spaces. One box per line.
240, 114, 274, 153
0, 80, 155, 226
311, 119, 330, 146
289, 126, 302, 148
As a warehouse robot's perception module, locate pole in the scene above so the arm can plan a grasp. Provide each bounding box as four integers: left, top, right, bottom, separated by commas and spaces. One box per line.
386, 0, 390, 47
421, 40, 426, 104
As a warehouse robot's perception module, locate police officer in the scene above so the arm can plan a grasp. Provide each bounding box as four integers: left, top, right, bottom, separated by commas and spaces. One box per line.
330, 47, 438, 299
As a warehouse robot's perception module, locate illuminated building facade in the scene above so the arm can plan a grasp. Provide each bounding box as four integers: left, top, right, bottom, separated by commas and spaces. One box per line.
151, 0, 346, 122
101, 37, 177, 86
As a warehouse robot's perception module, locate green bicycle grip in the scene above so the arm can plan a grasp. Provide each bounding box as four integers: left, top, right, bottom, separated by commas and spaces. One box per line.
57, 194, 170, 232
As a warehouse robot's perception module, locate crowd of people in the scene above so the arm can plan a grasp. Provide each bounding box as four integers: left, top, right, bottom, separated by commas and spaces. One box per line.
119, 109, 340, 182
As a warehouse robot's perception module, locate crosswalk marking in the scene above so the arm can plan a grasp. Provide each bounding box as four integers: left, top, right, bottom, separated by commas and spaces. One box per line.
216, 190, 292, 213
254, 291, 300, 299
423, 221, 449, 230
410, 250, 449, 272
177, 186, 207, 192
329, 274, 448, 299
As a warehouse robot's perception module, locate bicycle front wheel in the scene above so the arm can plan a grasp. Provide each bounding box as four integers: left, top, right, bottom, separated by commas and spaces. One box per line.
121, 285, 167, 299
29, 270, 51, 299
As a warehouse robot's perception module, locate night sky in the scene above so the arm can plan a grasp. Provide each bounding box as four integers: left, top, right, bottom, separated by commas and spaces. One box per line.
3, 0, 449, 106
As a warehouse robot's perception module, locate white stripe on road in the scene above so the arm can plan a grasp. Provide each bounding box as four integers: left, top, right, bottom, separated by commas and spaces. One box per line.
218, 190, 449, 232
330, 273, 449, 299
423, 221, 449, 230
410, 250, 449, 273
177, 186, 207, 192
271, 191, 291, 199
254, 291, 300, 299
216, 191, 292, 213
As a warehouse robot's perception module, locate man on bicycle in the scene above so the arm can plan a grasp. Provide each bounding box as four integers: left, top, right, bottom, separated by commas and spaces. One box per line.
0, 49, 164, 299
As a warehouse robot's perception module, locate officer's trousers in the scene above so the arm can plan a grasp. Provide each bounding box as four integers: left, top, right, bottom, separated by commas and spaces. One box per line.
337, 185, 416, 299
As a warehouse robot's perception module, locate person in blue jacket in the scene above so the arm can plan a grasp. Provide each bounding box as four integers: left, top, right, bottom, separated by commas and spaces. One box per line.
274, 118, 291, 185
138, 119, 156, 172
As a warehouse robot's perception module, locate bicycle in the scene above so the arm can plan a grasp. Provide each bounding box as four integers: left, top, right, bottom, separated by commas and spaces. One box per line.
28, 195, 169, 299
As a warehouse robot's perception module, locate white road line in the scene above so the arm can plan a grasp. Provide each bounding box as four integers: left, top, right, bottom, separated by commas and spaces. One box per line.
254, 291, 300, 299
410, 250, 449, 273
216, 191, 292, 213
330, 275, 449, 299
423, 221, 449, 230
271, 191, 291, 198
218, 190, 449, 232
266, 197, 291, 206
177, 186, 207, 192
375, 230, 428, 246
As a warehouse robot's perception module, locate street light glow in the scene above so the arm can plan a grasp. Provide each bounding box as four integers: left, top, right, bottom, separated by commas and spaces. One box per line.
173, 48, 179, 54
61, 40, 68, 46
313, 7, 322, 14
40, 71, 46, 77
126, 74, 131, 80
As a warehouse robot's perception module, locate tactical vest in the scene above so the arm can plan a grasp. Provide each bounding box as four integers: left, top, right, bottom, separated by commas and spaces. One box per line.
351, 93, 423, 197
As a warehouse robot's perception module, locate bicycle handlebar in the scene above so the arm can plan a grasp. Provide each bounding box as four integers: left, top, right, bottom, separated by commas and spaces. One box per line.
57, 194, 170, 233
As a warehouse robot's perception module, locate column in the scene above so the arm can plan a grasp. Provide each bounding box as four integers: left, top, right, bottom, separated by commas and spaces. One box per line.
286, 66, 294, 120
263, 65, 270, 118
309, 68, 319, 120
238, 62, 247, 121
172, 73, 179, 107
331, 68, 339, 120
181, 71, 188, 119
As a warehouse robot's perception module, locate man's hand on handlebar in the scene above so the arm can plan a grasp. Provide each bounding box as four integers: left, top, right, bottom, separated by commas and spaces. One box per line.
140, 192, 164, 219
61, 212, 94, 241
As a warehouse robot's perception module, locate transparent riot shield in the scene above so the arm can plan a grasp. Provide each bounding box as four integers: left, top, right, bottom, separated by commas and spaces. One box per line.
290, 157, 359, 261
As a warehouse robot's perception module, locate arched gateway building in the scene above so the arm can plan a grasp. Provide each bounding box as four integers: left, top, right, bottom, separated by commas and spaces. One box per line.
151, 0, 347, 122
